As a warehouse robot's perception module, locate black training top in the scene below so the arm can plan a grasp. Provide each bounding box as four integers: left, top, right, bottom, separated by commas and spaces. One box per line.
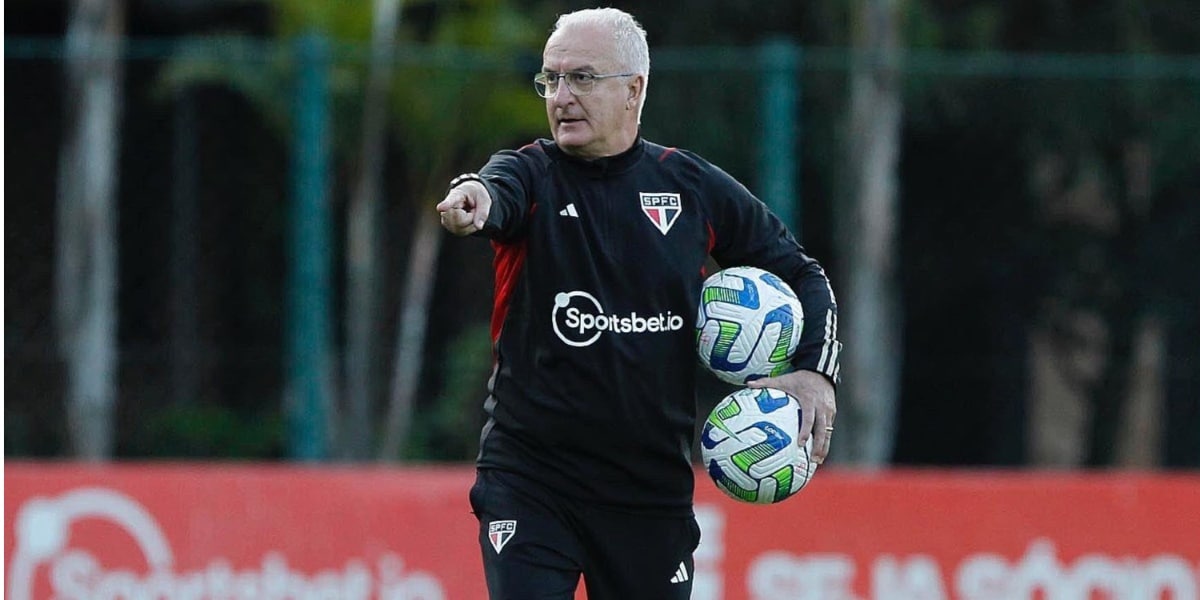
468, 137, 841, 514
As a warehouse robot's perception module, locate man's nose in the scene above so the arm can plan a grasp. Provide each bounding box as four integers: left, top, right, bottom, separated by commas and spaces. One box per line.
552, 80, 575, 103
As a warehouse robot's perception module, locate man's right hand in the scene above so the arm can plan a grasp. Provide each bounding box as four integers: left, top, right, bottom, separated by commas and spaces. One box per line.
436, 181, 491, 236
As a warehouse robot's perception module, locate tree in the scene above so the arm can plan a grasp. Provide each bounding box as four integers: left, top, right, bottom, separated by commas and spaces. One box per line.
343, 0, 404, 460
377, 1, 547, 461
158, 0, 547, 460
834, 0, 905, 466
994, 0, 1200, 468
56, 0, 125, 460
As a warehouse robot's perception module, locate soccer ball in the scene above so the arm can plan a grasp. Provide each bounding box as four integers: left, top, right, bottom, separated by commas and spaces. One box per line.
696, 266, 803, 385
700, 387, 815, 504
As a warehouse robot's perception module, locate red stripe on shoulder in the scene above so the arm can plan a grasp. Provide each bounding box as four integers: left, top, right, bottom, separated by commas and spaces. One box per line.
700, 221, 717, 279
519, 141, 543, 153
658, 147, 678, 162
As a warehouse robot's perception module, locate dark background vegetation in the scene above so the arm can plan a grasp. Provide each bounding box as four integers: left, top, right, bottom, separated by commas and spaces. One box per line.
6, 0, 1199, 467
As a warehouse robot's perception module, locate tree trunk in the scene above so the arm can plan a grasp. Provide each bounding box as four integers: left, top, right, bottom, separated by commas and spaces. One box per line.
342, 0, 403, 460
834, 0, 904, 466
56, 0, 124, 460
379, 208, 443, 461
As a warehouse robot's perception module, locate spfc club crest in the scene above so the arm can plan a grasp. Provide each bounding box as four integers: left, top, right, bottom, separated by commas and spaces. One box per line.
639, 193, 682, 235
488, 520, 517, 554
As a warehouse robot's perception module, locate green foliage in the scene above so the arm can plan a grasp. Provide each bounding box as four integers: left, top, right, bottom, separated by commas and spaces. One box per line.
903, 1, 1006, 50
155, 38, 296, 133
960, 4, 1004, 49
124, 405, 285, 459
904, 1, 944, 49
390, 2, 548, 190
274, 0, 374, 40
156, 0, 549, 189
404, 322, 494, 461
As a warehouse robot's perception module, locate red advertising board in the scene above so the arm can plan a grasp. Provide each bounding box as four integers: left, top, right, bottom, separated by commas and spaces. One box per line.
5, 463, 1199, 599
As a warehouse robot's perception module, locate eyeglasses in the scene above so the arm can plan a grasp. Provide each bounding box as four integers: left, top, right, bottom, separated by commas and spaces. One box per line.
533, 71, 636, 98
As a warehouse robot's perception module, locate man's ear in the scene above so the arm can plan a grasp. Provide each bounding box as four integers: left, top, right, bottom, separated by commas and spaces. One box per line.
627, 75, 645, 106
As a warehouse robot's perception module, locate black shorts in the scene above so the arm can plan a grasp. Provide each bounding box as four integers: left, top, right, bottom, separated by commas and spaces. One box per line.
469, 468, 701, 600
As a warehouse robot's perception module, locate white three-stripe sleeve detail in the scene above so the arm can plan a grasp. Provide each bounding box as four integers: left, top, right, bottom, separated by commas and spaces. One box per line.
815, 277, 841, 377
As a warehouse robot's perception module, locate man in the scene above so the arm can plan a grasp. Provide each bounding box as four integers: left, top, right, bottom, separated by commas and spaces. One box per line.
437, 8, 840, 599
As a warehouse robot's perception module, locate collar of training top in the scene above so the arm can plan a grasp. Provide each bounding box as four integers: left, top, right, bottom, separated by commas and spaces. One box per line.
541, 137, 647, 177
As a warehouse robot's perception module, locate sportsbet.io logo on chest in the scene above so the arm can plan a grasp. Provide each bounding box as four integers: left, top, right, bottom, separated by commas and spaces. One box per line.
551, 290, 685, 347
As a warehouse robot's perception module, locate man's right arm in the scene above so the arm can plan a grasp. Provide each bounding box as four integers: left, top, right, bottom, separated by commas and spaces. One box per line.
437, 147, 540, 239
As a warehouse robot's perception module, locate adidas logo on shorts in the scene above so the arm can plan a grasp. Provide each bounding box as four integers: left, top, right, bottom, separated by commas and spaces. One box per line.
669, 561, 689, 584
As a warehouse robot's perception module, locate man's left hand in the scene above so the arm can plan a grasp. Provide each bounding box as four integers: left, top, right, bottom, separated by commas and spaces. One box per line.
746, 369, 836, 465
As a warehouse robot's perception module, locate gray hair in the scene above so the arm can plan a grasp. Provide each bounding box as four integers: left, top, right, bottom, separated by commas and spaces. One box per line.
554, 8, 649, 77
553, 8, 650, 120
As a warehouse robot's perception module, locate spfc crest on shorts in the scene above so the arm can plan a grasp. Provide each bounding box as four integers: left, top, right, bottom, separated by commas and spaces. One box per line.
488, 520, 517, 554
640, 193, 682, 235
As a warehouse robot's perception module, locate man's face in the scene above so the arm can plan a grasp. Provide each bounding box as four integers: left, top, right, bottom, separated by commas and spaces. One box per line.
542, 24, 639, 159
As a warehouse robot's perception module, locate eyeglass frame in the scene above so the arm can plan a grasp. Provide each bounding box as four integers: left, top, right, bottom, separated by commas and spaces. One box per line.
533, 71, 637, 98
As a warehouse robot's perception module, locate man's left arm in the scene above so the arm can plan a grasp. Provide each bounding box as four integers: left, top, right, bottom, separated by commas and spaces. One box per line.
747, 264, 841, 465
702, 166, 843, 463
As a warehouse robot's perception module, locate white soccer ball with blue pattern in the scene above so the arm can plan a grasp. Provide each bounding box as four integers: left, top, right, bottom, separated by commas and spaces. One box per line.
701, 387, 815, 504
696, 266, 804, 385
